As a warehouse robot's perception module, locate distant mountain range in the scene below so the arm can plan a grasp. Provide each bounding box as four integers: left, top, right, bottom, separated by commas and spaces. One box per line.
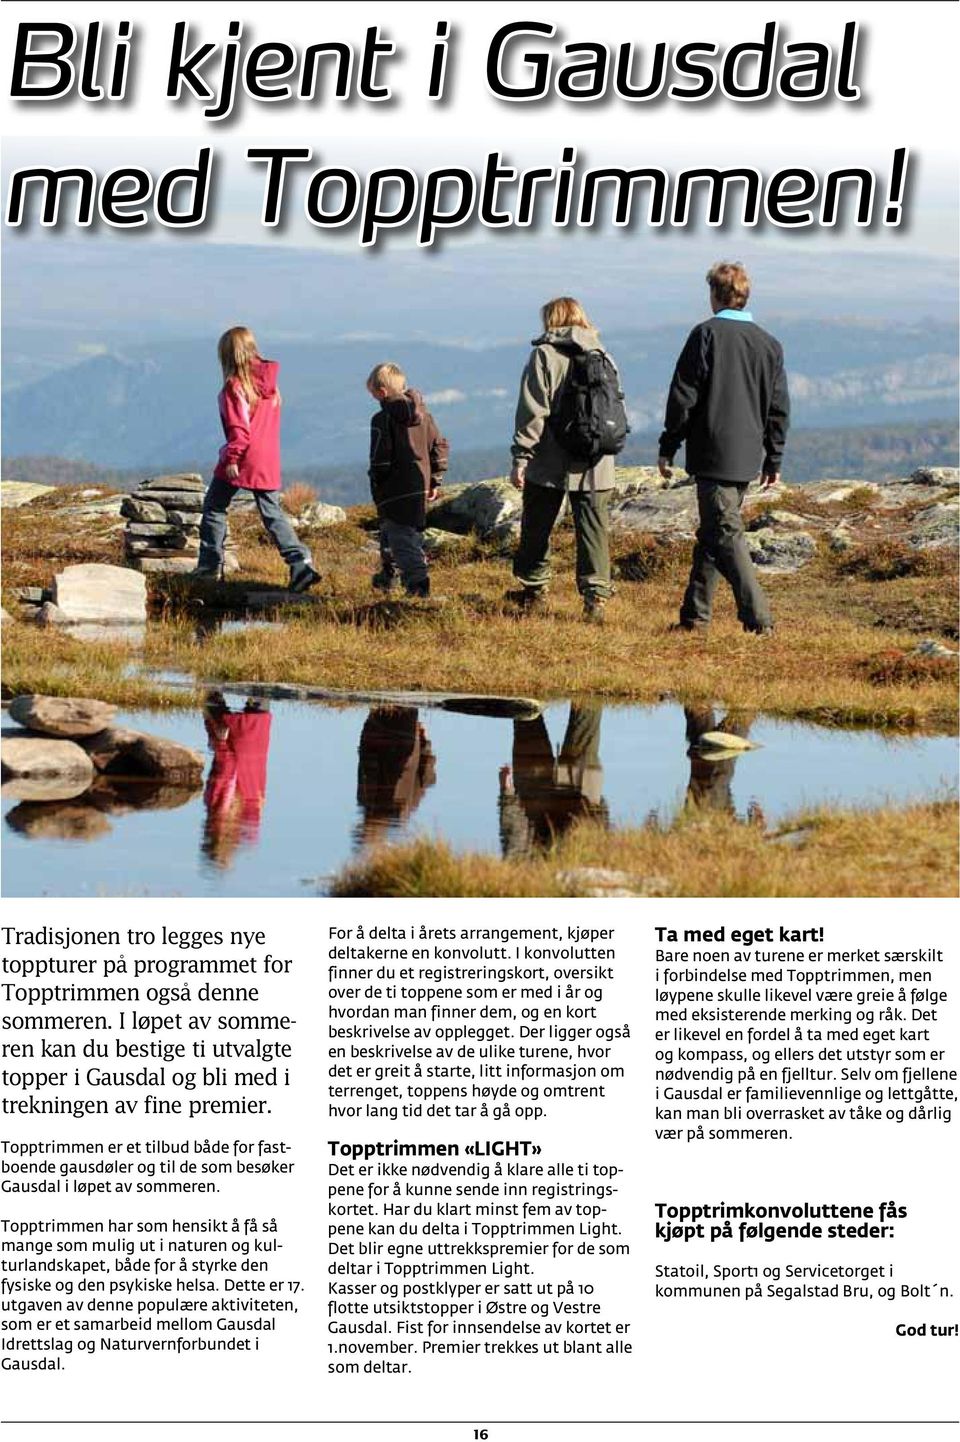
3, 233, 957, 490
3, 318, 957, 474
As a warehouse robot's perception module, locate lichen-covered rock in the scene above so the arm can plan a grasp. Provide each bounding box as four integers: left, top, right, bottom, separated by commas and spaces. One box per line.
746, 527, 816, 572
9, 694, 117, 738
609, 488, 698, 538
300, 501, 347, 528
908, 500, 959, 550
140, 473, 205, 491
432, 478, 522, 537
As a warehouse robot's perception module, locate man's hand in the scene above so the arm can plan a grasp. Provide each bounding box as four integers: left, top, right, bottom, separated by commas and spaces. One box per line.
510, 462, 527, 490
428, 483, 442, 503
760, 471, 780, 490
658, 456, 674, 481
225, 464, 239, 480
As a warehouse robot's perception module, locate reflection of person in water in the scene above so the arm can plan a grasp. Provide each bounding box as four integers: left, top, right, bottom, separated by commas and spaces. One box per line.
499, 704, 608, 856
684, 705, 763, 824
201, 694, 272, 869
356, 707, 436, 848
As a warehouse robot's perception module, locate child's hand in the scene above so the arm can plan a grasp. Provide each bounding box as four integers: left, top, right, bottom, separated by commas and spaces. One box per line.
428, 485, 441, 503
225, 464, 239, 480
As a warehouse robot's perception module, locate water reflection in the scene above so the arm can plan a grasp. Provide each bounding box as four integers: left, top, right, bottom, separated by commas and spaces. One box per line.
499, 705, 609, 856
355, 707, 436, 848
4, 777, 199, 840
3, 693, 955, 896
683, 706, 763, 824
201, 694, 272, 869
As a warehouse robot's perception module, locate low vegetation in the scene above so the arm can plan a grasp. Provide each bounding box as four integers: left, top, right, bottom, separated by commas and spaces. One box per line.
2, 481, 957, 732
331, 799, 959, 899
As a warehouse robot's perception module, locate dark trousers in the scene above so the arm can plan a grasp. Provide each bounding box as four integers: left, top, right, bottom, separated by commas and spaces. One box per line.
379, 519, 428, 591
513, 484, 612, 599
198, 477, 311, 575
680, 479, 772, 632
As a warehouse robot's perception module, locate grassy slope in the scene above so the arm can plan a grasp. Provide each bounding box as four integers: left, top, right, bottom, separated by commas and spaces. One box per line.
2, 480, 957, 732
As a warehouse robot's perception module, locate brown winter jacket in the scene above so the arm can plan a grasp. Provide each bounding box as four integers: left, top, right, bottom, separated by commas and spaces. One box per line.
369, 389, 450, 528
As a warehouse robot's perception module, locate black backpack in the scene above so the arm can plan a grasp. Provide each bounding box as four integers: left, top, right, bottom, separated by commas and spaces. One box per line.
546, 345, 629, 465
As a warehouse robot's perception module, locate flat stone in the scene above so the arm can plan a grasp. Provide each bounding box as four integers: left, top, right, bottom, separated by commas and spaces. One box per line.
9, 694, 117, 738
14, 587, 45, 604
140, 473, 205, 491
166, 510, 205, 527
131, 491, 206, 510
1, 733, 95, 785
131, 556, 200, 573
126, 543, 198, 559
694, 731, 759, 753
125, 522, 187, 539
52, 563, 147, 623
121, 497, 168, 523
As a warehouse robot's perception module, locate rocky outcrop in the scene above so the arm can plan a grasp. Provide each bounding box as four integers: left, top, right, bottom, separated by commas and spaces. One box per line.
0, 481, 56, 507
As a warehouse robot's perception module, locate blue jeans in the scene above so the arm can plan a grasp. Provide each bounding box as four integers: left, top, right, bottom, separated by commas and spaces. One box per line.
197, 477, 312, 575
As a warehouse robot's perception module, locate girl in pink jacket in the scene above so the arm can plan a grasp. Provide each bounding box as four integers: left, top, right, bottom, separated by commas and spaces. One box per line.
194, 326, 320, 591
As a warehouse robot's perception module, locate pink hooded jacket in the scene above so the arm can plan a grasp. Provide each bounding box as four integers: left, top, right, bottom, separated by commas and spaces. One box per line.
214, 357, 282, 490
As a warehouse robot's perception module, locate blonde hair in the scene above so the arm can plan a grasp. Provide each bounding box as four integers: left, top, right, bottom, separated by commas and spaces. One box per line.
706, 262, 751, 310
541, 296, 590, 332
218, 326, 262, 407
367, 362, 406, 394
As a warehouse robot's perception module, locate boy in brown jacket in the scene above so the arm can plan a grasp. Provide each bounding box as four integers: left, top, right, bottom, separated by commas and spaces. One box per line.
367, 363, 449, 597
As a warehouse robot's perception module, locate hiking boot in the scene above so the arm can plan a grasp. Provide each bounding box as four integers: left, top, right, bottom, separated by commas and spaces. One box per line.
744, 622, 775, 636
405, 579, 431, 599
371, 569, 399, 594
672, 618, 708, 634
583, 595, 606, 626
509, 587, 549, 616
289, 563, 322, 594
189, 565, 222, 582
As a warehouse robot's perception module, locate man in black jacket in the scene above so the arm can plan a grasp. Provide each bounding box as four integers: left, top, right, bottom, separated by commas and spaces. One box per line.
658, 262, 789, 634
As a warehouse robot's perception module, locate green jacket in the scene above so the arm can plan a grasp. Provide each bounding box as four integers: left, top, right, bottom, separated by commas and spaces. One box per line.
511, 325, 618, 493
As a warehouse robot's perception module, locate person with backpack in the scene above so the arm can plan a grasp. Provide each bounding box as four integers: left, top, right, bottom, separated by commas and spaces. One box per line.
510, 297, 628, 624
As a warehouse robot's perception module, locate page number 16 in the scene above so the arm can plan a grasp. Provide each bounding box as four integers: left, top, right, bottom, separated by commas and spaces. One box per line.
473, 1431, 489, 1440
